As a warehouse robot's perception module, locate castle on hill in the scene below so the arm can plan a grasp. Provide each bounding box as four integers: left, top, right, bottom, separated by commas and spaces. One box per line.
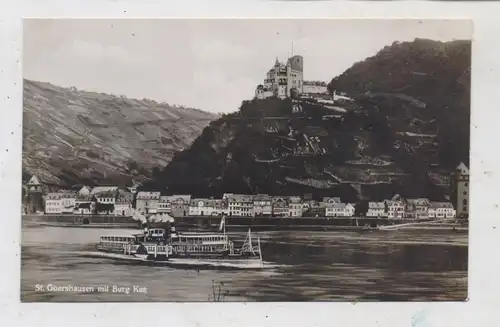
254, 55, 329, 100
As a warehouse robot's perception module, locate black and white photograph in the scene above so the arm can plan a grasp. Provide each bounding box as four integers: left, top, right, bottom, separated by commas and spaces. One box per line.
20, 18, 471, 302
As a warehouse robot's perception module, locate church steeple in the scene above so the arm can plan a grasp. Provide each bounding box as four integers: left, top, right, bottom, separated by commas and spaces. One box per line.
274, 57, 280, 66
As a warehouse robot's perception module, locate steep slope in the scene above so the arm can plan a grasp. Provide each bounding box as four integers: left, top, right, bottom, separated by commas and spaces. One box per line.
147, 38, 471, 202
328, 38, 470, 169
22, 79, 217, 187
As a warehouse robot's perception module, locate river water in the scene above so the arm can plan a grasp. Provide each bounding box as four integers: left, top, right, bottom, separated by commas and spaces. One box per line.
21, 223, 468, 302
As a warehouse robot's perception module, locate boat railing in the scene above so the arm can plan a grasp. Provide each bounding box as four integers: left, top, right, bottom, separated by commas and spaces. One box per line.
201, 240, 229, 245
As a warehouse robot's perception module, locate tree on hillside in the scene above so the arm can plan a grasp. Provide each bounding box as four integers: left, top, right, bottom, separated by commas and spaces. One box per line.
355, 201, 368, 216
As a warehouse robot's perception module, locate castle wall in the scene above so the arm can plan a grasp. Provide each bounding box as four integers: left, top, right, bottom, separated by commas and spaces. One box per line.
303, 84, 328, 94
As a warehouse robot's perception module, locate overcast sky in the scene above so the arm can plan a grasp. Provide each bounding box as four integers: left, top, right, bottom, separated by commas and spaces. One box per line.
23, 19, 471, 113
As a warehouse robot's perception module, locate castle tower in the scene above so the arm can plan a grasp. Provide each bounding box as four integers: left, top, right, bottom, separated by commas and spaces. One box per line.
451, 162, 469, 219
286, 55, 304, 96
25, 175, 44, 214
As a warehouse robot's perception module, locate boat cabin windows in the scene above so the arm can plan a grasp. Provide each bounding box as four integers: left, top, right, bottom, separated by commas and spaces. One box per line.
175, 234, 228, 245
148, 229, 165, 236
100, 236, 136, 244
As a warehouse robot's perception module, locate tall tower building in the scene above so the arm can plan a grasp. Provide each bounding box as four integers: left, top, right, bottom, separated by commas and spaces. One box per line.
286, 55, 304, 96
451, 162, 469, 218
25, 175, 44, 214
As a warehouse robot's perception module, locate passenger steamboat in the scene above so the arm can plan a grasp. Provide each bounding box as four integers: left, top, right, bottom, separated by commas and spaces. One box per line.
94, 216, 264, 268
97, 227, 172, 261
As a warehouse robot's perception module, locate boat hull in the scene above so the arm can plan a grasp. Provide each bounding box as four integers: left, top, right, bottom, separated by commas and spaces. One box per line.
167, 257, 264, 269
81, 251, 265, 269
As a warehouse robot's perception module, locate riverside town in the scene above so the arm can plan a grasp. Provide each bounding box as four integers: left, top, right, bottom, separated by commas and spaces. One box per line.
23, 161, 468, 221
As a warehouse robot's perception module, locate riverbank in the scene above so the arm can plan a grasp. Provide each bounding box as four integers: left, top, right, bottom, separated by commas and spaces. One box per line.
22, 214, 141, 228
22, 214, 467, 232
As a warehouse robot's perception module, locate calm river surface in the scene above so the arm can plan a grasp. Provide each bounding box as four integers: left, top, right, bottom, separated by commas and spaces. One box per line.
21, 223, 468, 302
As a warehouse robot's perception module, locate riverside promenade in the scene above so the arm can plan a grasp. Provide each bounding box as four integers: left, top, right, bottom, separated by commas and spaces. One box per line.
22, 214, 141, 229
22, 213, 467, 231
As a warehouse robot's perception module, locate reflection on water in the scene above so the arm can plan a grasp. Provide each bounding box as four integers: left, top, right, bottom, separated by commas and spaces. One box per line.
21, 224, 467, 302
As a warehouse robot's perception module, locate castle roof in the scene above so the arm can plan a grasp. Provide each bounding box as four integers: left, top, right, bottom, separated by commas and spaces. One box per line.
287, 55, 303, 72
456, 162, 469, 174
27, 175, 41, 185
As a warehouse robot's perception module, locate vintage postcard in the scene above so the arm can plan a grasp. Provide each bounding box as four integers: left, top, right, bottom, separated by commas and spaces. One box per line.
21, 18, 471, 302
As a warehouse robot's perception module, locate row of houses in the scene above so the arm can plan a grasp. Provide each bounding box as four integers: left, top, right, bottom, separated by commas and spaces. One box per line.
41, 186, 457, 220
44, 186, 135, 216
366, 196, 456, 219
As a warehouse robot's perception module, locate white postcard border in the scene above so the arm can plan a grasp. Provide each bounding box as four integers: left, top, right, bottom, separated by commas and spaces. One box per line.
1, 1, 500, 327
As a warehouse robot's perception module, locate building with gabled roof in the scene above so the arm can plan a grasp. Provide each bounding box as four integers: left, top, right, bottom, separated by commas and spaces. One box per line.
253, 194, 272, 217
404, 198, 431, 220
226, 194, 254, 217
325, 203, 355, 217
367, 201, 386, 217
428, 202, 456, 219
136, 191, 161, 214
163, 195, 191, 217
114, 190, 134, 216
272, 197, 289, 217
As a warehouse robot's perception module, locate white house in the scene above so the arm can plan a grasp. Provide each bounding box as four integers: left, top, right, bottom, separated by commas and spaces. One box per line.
45, 193, 63, 214
136, 191, 161, 214
325, 203, 355, 217
95, 191, 116, 205
44, 190, 75, 214
188, 198, 217, 216
158, 196, 172, 214
113, 191, 133, 216
225, 194, 254, 217
405, 198, 430, 220
272, 197, 289, 217
367, 202, 386, 217
60, 191, 76, 213
168, 195, 191, 217
253, 194, 272, 216
288, 196, 303, 217
213, 199, 229, 216
428, 202, 456, 219
384, 200, 405, 219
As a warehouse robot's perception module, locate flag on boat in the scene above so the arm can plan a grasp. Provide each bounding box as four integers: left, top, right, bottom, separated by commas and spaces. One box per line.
219, 216, 226, 232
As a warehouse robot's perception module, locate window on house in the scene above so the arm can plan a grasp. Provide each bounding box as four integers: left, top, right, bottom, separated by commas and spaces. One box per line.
463, 199, 468, 206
